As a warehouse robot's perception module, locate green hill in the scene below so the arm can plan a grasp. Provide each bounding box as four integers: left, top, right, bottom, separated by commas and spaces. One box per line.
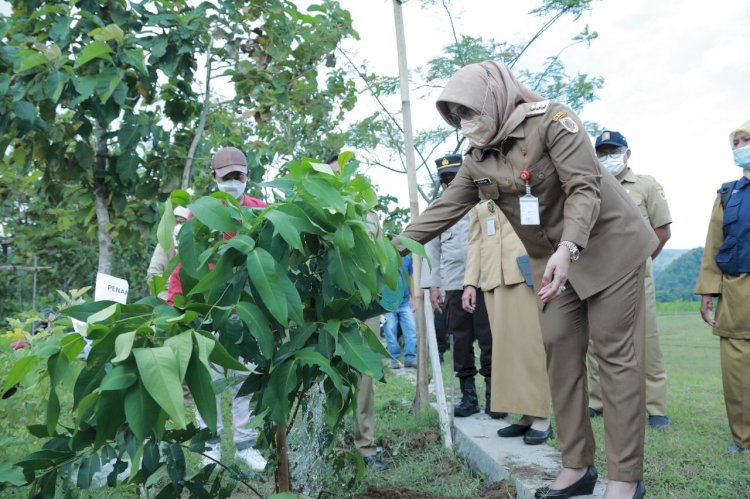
652, 248, 688, 278
654, 247, 703, 302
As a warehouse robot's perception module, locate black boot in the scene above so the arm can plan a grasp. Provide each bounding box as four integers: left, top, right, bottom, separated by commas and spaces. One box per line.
454, 378, 480, 417
484, 379, 507, 419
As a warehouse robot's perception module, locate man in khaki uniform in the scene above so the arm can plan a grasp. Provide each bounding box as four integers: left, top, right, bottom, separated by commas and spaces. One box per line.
327, 154, 387, 471
463, 200, 551, 444
395, 62, 656, 498
586, 131, 673, 429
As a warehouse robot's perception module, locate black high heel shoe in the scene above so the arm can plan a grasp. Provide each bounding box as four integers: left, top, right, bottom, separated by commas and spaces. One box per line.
497, 423, 531, 437
633, 480, 645, 499
534, 465, 598, 498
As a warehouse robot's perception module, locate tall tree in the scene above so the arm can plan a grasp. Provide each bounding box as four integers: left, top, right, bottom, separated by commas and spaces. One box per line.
345, 0, 603, 202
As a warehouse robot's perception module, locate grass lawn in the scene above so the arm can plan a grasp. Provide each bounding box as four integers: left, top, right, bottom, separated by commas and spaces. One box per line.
1, 313, 748, 497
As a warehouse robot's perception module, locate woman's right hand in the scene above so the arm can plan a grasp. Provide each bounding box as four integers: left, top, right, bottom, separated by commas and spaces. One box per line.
700, 295, 717, 326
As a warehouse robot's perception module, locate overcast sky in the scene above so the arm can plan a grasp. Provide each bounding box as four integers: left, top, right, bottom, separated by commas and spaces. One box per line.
338, 0, 750, 250
2, 0, 748, 249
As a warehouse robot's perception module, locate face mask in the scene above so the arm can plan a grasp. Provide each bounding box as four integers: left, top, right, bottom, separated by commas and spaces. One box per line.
733, 145, 750, 169
217, 179, 246, 199
172, 223, 183, 249
461, 114, 496, 148
599, 153, 627, 176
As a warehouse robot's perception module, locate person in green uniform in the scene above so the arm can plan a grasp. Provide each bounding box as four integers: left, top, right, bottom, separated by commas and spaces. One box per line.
586, 131, 673, 429
695, 120, 750, 454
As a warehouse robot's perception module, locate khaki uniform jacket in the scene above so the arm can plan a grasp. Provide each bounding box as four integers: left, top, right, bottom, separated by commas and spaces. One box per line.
620, 170, 672, 230
420, 211, 470, 291
400, 101, 657, 300
694, 196, 750, 339
464, 201, 527, 290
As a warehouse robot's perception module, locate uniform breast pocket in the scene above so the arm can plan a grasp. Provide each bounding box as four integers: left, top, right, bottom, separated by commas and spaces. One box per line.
724, 196, 741, 224
527, 156, 556, 189
478, 183, 500, 200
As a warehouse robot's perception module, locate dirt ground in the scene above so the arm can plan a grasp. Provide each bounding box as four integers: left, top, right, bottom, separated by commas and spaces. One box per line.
352, 480, 516, 498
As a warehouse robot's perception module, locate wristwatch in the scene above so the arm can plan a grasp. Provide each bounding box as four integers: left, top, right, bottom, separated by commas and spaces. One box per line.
558, 240, 580, 262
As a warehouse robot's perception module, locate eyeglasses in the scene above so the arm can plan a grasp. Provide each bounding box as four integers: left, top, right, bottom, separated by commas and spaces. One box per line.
596, 149, 627, 160
448, 105, 478, 125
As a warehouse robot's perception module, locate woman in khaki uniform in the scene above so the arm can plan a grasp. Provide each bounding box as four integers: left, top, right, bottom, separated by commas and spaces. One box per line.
396, 61, 656, 499
695, 120, 750, 454
462, 200, 551, 444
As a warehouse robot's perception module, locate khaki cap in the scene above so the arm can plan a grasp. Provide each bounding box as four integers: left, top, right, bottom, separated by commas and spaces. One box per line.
212, 147, 248, 177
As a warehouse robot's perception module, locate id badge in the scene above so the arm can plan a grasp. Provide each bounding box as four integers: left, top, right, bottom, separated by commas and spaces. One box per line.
486, 217, 496, 236
519, 194, 540, 225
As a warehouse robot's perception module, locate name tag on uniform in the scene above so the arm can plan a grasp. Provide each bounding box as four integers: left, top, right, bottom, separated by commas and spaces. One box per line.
520, 194, 540, 225
473, 177, 492, 186
487, 217, 496, 236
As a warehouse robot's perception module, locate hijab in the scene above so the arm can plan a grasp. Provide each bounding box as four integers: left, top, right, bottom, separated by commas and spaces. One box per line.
436, 61, 544, 148
729, 120, 750, 145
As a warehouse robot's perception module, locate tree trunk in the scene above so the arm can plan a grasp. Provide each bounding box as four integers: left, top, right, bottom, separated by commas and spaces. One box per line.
182, 39, 213, 190
94, 128, 113, 275
275, 424, 291, 492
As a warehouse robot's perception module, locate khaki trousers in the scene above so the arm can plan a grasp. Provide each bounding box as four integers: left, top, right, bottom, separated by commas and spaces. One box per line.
720, 337, 750, 449
354, 315, 380, 457
539, 264, 646, 481
587, 261, 667, 415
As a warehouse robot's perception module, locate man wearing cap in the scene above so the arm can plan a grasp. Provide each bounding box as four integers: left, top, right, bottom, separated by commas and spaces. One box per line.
167, 146, 268, 471
586, 130, 673, 429
421, 154, 501, 418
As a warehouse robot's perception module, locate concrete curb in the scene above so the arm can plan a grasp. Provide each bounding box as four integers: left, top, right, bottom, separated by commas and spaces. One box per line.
389, 367, 606, 498
452, 413, 606, 498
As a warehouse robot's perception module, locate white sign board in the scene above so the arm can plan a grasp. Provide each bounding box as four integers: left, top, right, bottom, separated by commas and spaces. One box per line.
94, 272, 129, 304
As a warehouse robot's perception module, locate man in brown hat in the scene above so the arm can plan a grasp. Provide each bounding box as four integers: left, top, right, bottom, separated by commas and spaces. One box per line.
167, 146, 268, 471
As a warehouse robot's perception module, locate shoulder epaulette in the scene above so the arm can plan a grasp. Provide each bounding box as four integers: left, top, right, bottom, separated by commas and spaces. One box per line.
526, 100, 550, 116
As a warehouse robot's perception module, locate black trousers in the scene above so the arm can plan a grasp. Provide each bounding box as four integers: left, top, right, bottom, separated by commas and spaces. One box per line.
444, 289, 493, 379
433, 309, 449, 355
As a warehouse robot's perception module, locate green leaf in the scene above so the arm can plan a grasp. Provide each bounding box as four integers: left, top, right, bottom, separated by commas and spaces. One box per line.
125, 381, 160, 442
192, 331, 214, 368
132, 347, 186, 429
170, 190, 192, 207
236, 301, 273, 359
246, 248, 288, 326
206, 335, 248, 372
277, 269, 304, 325
188, 253, 233, 296
264, 361, 297, 424
189, 197, 239, 233
112, 331, 135, 363
296, 347, 343, 393
121, 47, 148, 75
327, 246, 355, 293
47, 382, 60, 436
60, 333, 86, 361
95, 390, 125, 447
226, 234, 255, 254
337, 329, 383, 379
0, 461, 27, 486
77, 454, 100, 489
74, 40, 112, 68
185, 354, 217, 433
12, 101, 37, 122
44, 70, 68, 102
157, 199, 175, 255
395, 235, 429, 263
89, 24, 124, 44
263, 210, 304, 251
96, 69, 124, 104
334, 224, 354, 251
302, 178, 345, 213
165, 331, 193, 382
100, 364, 137, 391
16, 51, 48, 72
3, 356, 38, 392
87, 303, 119, 324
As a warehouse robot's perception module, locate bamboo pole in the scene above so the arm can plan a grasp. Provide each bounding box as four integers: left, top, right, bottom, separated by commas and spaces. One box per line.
392, 0, 429, 413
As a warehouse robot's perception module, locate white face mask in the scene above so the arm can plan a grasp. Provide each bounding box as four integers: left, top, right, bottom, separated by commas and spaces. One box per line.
599, 153, 627, 176
461, 115, 496, 148
733, 145, 750, 169
217, 179, 246, 199
172, 223, 183, 250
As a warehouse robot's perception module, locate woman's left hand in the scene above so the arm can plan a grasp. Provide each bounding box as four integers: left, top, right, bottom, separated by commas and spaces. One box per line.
538, 247, 571, 304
